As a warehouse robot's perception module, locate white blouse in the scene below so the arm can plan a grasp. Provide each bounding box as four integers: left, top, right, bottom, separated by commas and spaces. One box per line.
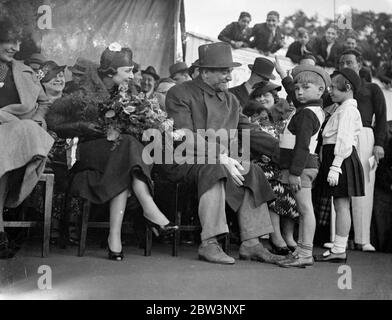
322, 98, 363, 168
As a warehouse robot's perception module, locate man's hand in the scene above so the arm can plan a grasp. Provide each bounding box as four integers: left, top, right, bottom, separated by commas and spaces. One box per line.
220, 154, 245, 187
230, 41, 242, 49
373, 145, 385, 164
288, 174, 301, 193
274, 56, 286, 79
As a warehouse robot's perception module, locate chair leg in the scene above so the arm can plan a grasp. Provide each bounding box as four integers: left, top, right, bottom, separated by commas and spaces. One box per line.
144, 226, 152, 257
78, 200, 91, 257
222, 234, 230, 256
59, 189, 72, 249
172, 183, 181, 257
43, 175, 54, 258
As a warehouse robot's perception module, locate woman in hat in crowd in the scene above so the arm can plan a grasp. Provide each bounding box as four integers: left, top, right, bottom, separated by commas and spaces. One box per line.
46, 43, 178, 261
141, 66, 160, 99
247, 82, 299, 255
39, 61, 67, 103
0, 18, 54, 259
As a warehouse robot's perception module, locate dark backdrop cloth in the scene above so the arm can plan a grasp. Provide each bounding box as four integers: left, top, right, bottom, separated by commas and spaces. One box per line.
3, 0, 180, 77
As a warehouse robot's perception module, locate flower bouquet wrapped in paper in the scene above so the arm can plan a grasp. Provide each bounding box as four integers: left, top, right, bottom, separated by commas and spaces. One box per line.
98, 87, 184, 149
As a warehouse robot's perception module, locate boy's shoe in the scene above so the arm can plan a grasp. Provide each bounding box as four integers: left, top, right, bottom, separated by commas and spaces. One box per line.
314, 250, 347, 263
359, 243, 376, 252
324, 242, 352, 250
277, 254, 314, 268
323, 242, 334, 249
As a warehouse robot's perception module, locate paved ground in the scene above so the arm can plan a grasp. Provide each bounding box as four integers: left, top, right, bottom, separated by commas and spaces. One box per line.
1, 240, 391, 300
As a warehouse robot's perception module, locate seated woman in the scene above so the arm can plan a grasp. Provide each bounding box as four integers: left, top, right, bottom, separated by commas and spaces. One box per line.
247, 82, 299, 255
46, 44, 177, 261
0, 18, 54, 259
28, 60, 81, 245
40, 61, 67, 103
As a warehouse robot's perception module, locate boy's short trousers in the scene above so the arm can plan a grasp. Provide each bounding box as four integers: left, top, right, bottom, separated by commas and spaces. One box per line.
278, 169, 319, 188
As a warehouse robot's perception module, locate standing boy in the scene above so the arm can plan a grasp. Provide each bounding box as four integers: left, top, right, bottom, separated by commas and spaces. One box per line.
276, 65, 331, 268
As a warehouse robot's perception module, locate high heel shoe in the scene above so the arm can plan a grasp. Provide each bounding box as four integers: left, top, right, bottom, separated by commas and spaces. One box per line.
145, 219, 179, 237
269, 239, 291, 256
107, 241, 124, 261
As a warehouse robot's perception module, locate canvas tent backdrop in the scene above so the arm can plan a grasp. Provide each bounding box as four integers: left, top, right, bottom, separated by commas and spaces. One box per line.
1, 0, 182, 77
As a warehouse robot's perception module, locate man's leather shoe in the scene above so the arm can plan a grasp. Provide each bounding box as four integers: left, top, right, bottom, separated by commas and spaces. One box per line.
239, 243, 286, 264
277, 255, 314, 268
198, 240, 235, 265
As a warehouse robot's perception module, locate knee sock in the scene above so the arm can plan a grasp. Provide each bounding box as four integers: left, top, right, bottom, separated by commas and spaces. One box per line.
297, 243, 313, 258
292, 240, 303, 256
331, 235, 348, 254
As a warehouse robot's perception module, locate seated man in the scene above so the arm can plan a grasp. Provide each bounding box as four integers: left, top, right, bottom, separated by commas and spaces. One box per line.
311, 25, 342, 68
218, 12, 252, 49
286, 27, 313, 64
250, 11, 284, 55
65, 57, 98, 94
161, 42, 285, 265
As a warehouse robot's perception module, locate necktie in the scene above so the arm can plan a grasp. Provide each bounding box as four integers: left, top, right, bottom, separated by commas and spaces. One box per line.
267, 30, 274, 48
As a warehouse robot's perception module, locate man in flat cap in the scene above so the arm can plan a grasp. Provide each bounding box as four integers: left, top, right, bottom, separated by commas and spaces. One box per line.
160, 42, 285, 265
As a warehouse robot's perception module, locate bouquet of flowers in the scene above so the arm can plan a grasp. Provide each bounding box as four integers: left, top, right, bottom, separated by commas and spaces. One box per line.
98, 87, 183, 148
